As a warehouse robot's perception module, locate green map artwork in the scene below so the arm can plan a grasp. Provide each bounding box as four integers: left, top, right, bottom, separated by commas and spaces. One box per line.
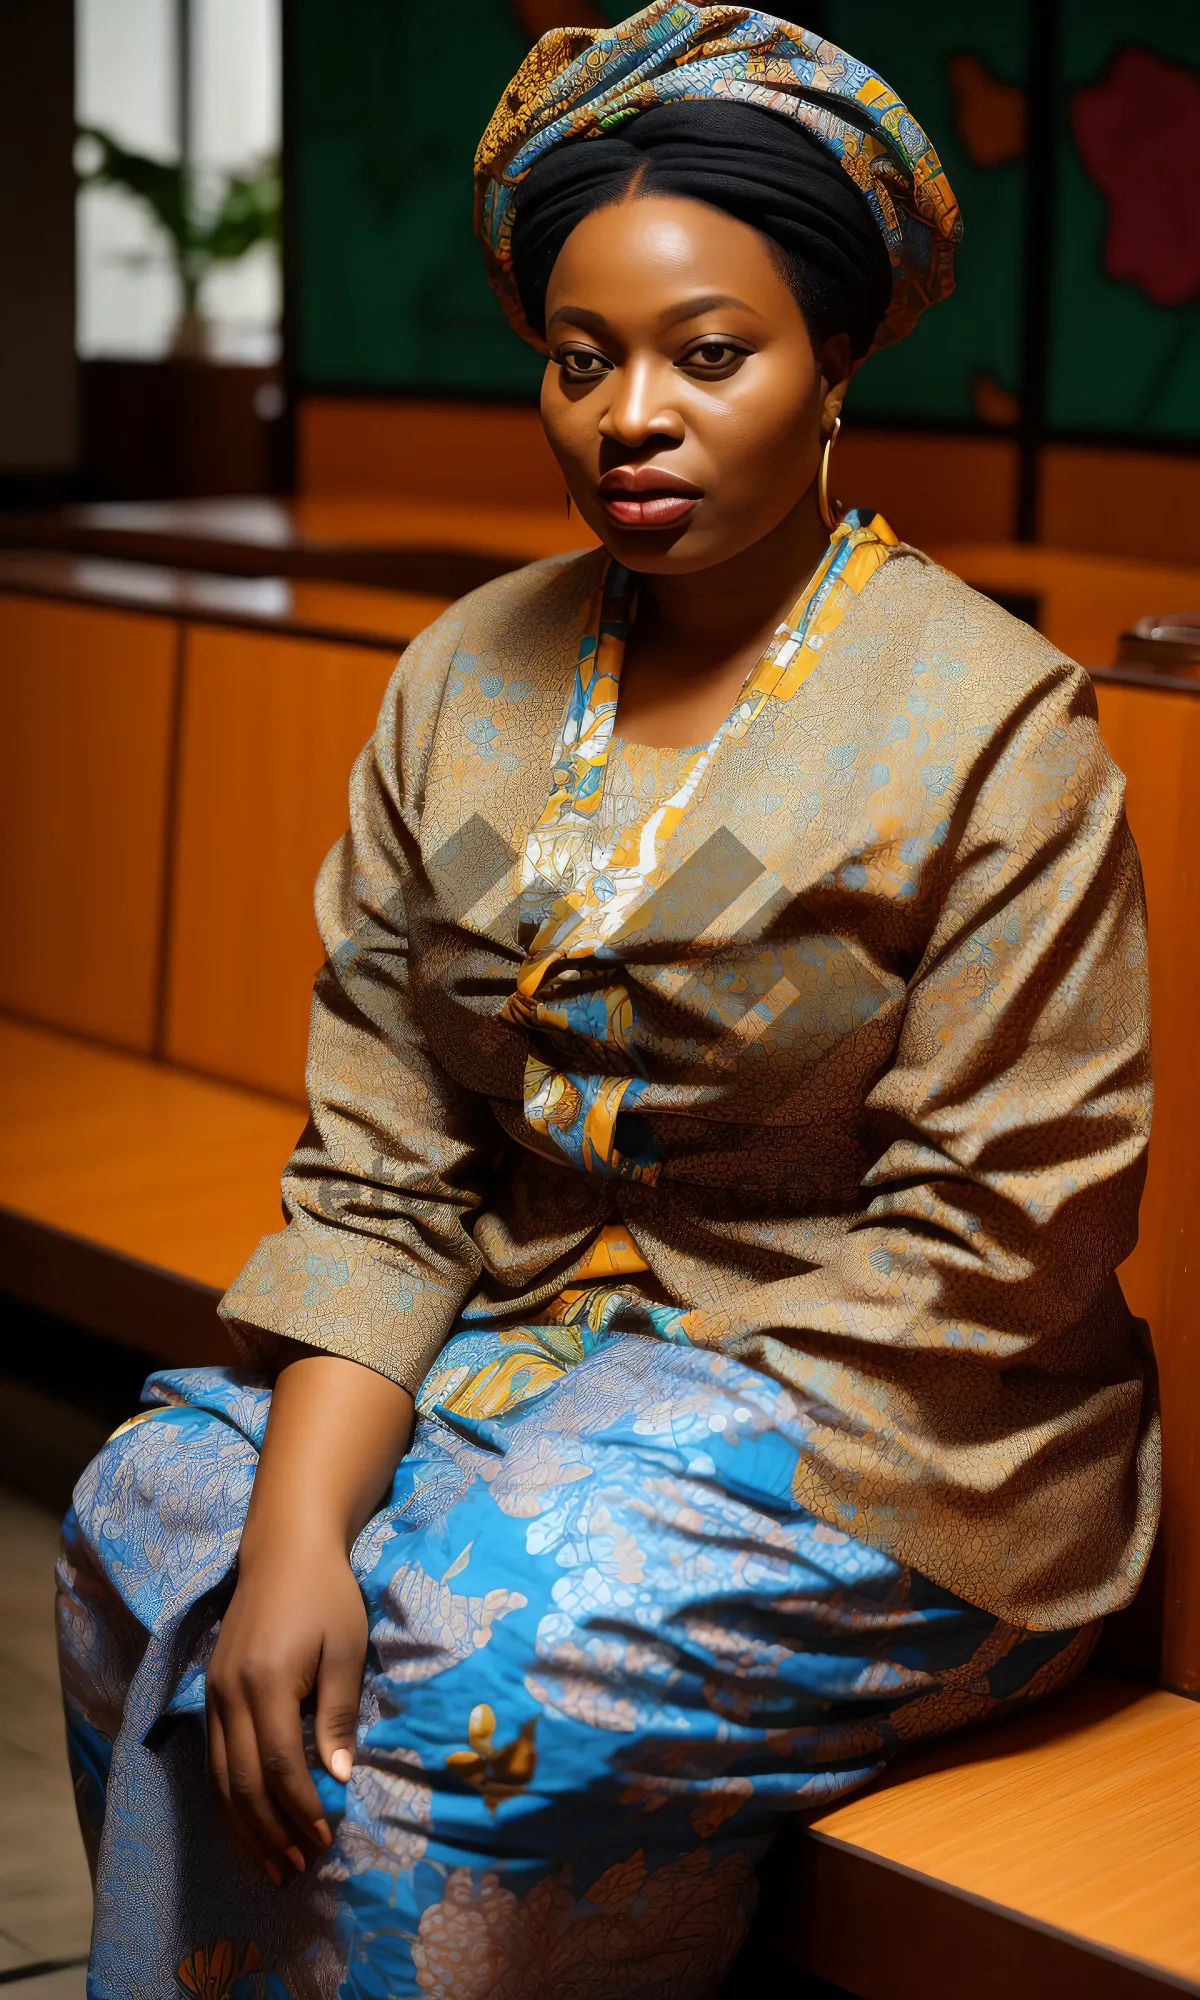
293, 0, 1200, 441
820, 1, 1027, 428
294, 0, 617, 395
1051, 0, 1200, 438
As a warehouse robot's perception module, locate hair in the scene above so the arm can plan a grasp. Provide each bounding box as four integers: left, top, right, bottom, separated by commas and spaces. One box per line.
510, 99, 894, 361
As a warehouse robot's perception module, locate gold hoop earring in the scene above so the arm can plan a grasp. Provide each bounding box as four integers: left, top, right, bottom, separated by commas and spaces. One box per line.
818, 414, 843, 533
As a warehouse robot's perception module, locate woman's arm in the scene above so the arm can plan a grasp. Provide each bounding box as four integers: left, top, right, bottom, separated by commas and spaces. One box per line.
205, 616, 508, 1878
206, 1350, 414, 1884
220, 620, 499, 1397
683, 662, 1154, 1618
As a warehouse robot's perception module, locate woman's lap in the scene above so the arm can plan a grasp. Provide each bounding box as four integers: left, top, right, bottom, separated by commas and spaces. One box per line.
58, 1330, 1095, 2000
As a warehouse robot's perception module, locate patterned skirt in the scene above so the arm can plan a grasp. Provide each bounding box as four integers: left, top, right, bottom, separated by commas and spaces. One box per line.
57, 1300, 1096, 1999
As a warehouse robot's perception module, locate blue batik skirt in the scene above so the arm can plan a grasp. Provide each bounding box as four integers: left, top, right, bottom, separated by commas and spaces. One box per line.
57, 1307, 1095, 1999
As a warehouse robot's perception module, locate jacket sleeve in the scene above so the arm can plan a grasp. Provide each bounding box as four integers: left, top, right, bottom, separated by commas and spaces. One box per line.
694, 663, 1153, 1461
219, 625, 499, 1393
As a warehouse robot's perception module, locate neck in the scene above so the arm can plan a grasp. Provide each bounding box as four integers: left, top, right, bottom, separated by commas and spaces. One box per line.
637, 484, 833, 659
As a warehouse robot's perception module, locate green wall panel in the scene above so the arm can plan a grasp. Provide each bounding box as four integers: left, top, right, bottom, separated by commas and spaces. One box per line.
822, 2, 1027, 426
295, 0, 633, 394
1049, 0, 1200, 437
292, 1, 1200, 448
294, 0, 1028, 412
296, 0, 541, 393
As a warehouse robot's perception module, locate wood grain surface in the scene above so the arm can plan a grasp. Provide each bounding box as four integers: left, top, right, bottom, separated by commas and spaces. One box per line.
0, 492, 599, 593
163, 624, 398, 1099
0, 1016, 298, 1293
802, 1678, 1200, 1992
0, 594, 177, 1050
1091, 678, 1200, 1696
298, 396, 1022, 551
790, 1836, 1183, 2000
0, 552, 449, 651
1041, 447, 1200, 570
930, 540, 1200, 669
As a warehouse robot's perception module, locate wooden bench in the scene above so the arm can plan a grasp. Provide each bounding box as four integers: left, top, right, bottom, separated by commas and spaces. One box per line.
786, 1677, 1200, 1997
2, 549, 1199, 1995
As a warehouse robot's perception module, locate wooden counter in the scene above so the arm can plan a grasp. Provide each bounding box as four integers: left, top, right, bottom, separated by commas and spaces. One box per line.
0, 547, 449, 651
0, 494, 599, 596
4, 502, 1199, 675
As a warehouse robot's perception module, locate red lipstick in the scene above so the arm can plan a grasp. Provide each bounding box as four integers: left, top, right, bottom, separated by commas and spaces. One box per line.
596, 465, 702, 530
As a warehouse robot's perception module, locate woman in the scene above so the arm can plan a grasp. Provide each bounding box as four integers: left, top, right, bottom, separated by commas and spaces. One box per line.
59, 8, 1157, 1997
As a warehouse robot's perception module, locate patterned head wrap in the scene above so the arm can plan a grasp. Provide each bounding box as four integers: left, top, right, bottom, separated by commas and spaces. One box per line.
475, 2, 961, 365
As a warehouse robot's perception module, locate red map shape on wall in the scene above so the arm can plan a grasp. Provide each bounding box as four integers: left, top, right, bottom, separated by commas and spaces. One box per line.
1072, 45, 1200, 309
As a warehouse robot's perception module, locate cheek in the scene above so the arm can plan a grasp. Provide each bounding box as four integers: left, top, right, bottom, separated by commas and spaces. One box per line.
538, 368, 572, 468
704, 364, 822, 493
539, 366, 609, 476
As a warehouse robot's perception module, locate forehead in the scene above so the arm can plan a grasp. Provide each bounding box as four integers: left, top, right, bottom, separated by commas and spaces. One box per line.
546, 192, 794, 318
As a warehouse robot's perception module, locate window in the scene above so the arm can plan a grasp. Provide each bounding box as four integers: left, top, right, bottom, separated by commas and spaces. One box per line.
76, 0, 281, 362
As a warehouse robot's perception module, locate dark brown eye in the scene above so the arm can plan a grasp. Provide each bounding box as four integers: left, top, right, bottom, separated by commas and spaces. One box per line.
681, 338, 748, 376
555, 346, 612, 380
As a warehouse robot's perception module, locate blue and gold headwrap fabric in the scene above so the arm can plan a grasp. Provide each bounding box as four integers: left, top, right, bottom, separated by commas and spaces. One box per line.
476, 1, 961, 360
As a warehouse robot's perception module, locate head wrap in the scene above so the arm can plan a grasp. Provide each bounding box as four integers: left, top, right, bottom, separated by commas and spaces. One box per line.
509, 99, 894, 359
475, 2, 960, 366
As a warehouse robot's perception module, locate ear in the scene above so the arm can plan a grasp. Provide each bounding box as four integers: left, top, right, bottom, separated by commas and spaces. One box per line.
818, 332, 852, 416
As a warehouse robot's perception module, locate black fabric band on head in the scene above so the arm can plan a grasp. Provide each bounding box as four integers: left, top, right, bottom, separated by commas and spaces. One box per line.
510, 99, 894, 359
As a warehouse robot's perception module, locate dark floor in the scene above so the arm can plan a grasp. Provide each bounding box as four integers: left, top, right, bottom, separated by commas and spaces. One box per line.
0, 1484, 90, 1996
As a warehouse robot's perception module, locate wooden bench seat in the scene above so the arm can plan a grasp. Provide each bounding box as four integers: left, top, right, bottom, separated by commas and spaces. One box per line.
2, 1015, 1197, 1995
0, 1016, 288, 1362
787, 1677, 1200, 1997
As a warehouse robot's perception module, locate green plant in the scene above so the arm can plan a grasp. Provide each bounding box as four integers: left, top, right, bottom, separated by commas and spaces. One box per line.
76, 125, 281, 323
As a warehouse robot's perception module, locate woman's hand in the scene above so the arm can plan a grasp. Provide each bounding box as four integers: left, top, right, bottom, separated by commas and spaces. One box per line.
206, 1532, 366, 1880
205, 1347, 415, 1883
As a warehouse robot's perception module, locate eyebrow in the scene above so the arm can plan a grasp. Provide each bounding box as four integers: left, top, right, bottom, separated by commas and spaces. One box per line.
546, 292, 762, 334
659, 293, 761, 327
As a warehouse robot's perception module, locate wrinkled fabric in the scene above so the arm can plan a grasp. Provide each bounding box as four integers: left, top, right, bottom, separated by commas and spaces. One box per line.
60, 1355, 1096, 1999
475, 2, 961, 360
220, 520, 1157, 1629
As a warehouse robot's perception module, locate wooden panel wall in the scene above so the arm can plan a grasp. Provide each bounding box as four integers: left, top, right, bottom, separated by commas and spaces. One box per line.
0, 594, 177, 1049
163, 626, 397, 1100
299, 396, 566, 508
930, 542, 1200, 670
298, 397, 1021, 550
1042, 448, 1200, 569
1093, 681, 1200, 1697
837, 432, 1019, 548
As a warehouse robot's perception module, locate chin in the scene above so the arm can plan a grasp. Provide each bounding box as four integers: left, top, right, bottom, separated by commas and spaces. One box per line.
594, 525, 764, 575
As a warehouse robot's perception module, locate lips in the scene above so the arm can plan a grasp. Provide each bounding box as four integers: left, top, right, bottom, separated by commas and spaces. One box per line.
596, 466, 702, 530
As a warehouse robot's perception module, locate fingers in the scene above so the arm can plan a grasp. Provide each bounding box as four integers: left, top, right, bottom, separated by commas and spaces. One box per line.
221, 1694, 304, 1872
254, 1680, 333, 1856
315, 1634, 365, 1788
206, 1699, 283, 1887
207, 1669, 329, 1879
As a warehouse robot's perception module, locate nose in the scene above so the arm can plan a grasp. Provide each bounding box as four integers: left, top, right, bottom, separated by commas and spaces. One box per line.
597, 355, 685, 454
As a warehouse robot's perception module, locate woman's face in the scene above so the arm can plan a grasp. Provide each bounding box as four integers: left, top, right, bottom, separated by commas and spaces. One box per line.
540, 193, 850, 576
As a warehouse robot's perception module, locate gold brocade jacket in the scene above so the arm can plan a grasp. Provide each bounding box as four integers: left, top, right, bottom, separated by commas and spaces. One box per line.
222, 531, 1159, 1630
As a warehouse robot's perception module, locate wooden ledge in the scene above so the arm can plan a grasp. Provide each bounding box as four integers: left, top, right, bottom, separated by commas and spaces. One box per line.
0, 548, 448, 652
0, 494, 598, 596
0, 1017, 301, 1361
785, 1676, 1200, 1997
